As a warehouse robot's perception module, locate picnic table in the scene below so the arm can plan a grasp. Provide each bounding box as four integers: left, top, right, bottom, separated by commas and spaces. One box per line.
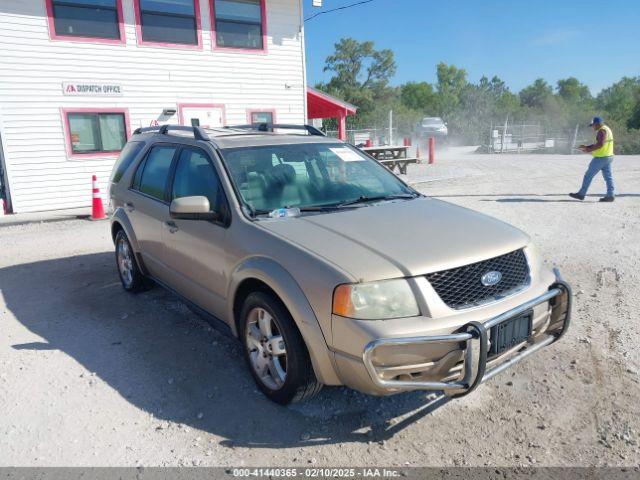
360, 146, 418, 174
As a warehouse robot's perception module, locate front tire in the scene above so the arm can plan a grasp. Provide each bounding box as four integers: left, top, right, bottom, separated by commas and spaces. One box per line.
240, 292, 322, 404
114, 230, 148, 293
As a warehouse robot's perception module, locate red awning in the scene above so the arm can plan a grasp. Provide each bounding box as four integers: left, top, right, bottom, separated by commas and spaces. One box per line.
307, 86, 357, 119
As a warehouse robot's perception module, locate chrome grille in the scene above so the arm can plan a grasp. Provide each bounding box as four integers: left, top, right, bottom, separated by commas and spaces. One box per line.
426, 249, 530, 310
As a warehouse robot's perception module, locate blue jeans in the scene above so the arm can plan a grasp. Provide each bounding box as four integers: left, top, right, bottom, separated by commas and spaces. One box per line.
578, 156, 615, 197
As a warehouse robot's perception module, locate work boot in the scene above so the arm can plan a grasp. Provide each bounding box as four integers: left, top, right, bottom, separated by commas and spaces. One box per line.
599, 196, 615, 202
569, 193, 585, 201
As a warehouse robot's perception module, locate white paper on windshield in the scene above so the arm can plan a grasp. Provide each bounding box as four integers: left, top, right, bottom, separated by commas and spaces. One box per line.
330, 147, 364, 162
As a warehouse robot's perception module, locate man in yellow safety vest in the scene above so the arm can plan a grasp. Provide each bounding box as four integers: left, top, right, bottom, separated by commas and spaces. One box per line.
570, 116, 615, 202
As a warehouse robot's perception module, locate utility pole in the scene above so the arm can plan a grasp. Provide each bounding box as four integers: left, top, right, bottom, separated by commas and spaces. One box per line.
389, 110, 393, 146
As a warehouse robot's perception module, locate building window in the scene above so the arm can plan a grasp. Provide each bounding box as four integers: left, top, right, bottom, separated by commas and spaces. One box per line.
212, 0, 265, 50
136, 0, 201, 46
249, 110, 274, 124
47, 0, 124, 42
65, 111, 128, 155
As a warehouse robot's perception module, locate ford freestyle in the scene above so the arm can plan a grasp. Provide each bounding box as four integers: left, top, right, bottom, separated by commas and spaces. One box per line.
108, 124, 571, 404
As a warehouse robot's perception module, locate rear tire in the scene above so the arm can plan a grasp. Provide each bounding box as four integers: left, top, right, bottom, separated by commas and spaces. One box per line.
240, 291, 322, 404
114, 230, 149, 293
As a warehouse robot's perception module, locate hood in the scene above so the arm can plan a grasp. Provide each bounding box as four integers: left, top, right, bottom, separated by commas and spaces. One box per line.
259, 197, 530, 282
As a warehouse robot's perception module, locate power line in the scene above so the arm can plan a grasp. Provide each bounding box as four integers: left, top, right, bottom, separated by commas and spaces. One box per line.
304, 0, 375, 23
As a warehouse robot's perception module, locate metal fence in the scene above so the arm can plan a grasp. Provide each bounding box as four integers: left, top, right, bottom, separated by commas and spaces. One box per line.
324, 128, 400, 146
488, 122, 589, 154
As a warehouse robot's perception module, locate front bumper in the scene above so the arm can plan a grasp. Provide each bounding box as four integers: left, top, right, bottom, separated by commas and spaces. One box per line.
360, 273, 571, 397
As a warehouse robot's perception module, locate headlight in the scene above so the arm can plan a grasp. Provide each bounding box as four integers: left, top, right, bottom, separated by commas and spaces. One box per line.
332, 279, 420, 320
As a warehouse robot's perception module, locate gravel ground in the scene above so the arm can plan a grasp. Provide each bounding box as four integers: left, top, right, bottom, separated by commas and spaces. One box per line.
1, 153, 639, 467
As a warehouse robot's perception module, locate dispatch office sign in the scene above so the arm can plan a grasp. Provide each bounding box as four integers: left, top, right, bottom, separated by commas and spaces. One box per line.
62, 82, 123, 96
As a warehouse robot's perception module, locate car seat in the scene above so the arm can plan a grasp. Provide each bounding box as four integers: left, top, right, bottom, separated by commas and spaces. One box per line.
264, 163, 306, 208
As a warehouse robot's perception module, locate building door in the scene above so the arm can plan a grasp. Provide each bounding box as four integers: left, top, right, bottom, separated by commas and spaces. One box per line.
178, 104, 225, 128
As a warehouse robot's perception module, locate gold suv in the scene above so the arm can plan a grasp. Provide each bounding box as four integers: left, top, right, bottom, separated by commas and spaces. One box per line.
109, 124, 571, 404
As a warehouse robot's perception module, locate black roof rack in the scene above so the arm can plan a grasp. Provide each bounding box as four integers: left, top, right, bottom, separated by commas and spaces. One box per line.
225, 123, 326, 137
132, 125, 210, 141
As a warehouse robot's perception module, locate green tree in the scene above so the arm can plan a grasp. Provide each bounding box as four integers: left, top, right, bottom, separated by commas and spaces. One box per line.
317, 38, 640, 152
552, 77, 594, 133
435, 63, 468, 116
438, 74, 521, 144
320, 37, 396, 123
324, 38, 396, 90
557, 77, 592, 104
628, 100, 640, 130
477, 75, 520, 114
557, 77, 593, 105
478, 75, 508, 96
596, 76, 640, 122
400, 81, 436, 112
519, 78, 553, 108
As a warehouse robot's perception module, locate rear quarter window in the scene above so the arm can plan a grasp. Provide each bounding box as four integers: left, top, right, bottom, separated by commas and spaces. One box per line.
136, 145, 178, 201
110, 141, 145, 184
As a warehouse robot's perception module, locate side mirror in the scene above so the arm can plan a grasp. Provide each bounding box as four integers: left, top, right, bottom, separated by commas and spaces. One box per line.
170, 196, 219, 221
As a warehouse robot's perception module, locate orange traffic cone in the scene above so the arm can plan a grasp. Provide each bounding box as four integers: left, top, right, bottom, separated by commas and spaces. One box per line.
91, 175, 106, 220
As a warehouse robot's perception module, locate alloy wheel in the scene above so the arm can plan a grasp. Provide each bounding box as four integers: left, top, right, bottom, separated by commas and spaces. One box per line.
117, 236, 134, 288
245, 307, 288, 390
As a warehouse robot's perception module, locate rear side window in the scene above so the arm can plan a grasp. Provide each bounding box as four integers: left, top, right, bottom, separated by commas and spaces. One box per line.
136, 145, 177, 200
110, 141, 145, 184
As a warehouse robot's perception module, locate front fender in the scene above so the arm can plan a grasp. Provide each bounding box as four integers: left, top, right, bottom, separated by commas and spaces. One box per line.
227, 256, 341, 386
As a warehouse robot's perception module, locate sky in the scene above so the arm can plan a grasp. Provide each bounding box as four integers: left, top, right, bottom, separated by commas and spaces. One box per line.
302, 0, 640, 95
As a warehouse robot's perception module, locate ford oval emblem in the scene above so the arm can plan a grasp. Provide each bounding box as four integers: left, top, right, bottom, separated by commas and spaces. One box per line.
481, 271, 502, 286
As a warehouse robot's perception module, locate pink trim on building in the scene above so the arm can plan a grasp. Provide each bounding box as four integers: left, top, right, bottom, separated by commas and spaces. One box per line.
177, 103, 227, 127
61, 107, 131, 159
45, 0, 126, 45
210, 0, 268, 54
132, 0, 204, 50
246, 109, 277, 124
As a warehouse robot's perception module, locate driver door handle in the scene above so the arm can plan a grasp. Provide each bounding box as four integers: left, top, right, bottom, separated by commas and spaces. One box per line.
165, 220, 179, 234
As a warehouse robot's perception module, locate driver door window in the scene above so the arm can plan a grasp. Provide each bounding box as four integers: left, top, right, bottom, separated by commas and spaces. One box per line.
171, 147, 226, 218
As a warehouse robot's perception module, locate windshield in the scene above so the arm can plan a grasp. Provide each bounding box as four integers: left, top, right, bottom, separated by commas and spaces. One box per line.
220, 143, 415, 214
421, 118, 443, 126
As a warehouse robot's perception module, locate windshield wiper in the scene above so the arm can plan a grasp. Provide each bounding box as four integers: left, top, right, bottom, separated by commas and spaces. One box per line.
247, 193, 419, 218
296, 205, 340, 212
336, 193, 419, 208
248, 205, 335, 218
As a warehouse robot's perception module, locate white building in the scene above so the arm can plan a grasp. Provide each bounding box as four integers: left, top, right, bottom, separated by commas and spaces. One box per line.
0, 0, 308, 213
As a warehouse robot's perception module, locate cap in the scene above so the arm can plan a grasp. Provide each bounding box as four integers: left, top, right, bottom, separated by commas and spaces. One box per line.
589, 116, 603, 126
